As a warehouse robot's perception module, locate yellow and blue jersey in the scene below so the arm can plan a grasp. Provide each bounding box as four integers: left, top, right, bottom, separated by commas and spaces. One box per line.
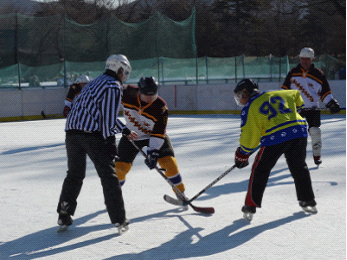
239, 90, 308, 154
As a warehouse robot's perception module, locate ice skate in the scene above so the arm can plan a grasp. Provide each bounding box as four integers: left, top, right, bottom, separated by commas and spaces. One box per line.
115, 219, 130, 235
242, 205, 256, 221
57, 213, 73, 233
299, 200, 318, 214
313, 156, 322, 167
176, 192, 189, 211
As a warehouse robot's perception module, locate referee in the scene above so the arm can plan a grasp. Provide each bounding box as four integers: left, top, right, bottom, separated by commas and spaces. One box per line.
56, 54, 137, 234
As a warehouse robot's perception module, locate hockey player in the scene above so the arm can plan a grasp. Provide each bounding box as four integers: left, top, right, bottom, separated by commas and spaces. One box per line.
281, 47, 341, 165
115, 76, 187, 206
63, 75, 91, 117
233, 79, 317, 221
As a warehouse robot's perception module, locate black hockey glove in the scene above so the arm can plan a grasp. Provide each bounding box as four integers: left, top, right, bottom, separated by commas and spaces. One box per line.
234, 147, 250, 169
145, 149, 160, 170
122, 127, 131, 136
105, 135, 117, 159
63, 105, 71, 117
326, 99, 341, 114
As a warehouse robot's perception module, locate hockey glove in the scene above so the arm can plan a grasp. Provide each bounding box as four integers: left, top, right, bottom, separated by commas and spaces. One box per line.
63, 105, 71, 117
122, 127, 131, 136
234, 147, 250, 168
326, 98, 341, 114
145, 149, 160, 170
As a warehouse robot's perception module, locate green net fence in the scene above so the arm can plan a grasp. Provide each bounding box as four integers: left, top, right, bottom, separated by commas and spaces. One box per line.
0, 10, 345, 88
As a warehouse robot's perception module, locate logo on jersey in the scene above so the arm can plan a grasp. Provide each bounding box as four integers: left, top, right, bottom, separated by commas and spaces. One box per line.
124, 110, 152, 134
292, 79, 314, 102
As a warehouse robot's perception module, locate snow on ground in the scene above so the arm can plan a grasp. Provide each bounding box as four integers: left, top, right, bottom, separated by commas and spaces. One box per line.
0, 114, 345, 259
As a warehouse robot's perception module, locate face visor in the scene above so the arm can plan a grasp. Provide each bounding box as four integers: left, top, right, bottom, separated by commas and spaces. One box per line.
234, 91, 245, 107
140, 93, 158, 103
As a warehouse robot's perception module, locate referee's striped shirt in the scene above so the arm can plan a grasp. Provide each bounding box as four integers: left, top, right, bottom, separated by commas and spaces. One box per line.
65, 71, 125, 139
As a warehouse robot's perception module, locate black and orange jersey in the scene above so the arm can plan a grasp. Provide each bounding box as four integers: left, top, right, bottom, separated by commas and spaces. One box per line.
64, 83, 84, 108
122, 85, 168, 149
281, 64, 333, 109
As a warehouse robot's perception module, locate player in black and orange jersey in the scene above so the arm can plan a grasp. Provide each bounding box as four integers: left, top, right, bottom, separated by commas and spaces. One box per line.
63, 75, 91, 117
115, 76, 187, 204
281, 47, 341, 166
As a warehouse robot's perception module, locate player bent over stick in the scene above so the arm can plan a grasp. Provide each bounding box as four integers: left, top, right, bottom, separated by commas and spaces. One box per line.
233, 79, 317, 221
115, 76, 188, 208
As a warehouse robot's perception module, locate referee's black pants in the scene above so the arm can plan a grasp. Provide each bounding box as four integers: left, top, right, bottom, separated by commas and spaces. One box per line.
57, 131, 126, 224
245, 137, 315, 208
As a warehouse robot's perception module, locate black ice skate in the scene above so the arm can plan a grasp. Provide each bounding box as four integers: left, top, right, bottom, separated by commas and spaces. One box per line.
299, 200, 318, 214
115, 219, 130, 235
57, 213, 73, 232
313, 156, 322, 166
242, 205, 256, 221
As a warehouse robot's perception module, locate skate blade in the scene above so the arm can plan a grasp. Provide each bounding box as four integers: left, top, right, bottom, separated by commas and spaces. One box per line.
302, 206, 318, 214
117, 225, 129, 235
57, 225, 69, 233
243, 212, 253, 221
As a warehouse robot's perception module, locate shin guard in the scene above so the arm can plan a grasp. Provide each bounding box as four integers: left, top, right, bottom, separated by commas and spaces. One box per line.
115, 161, 132, 186
309, 127, 322, 157
158, 156, 185, 193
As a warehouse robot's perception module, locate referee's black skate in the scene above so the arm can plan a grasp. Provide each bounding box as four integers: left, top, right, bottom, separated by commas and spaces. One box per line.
115, 219, 130, 235
57, 213, 73, 232
299, 200, 318, 214
242, 205, 256, 221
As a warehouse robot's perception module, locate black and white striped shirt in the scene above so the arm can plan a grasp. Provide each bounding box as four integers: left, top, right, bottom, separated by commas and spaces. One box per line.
65, 71, 125, 139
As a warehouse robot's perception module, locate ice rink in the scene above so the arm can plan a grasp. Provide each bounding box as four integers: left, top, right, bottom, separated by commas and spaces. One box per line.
0, 114, 345, 259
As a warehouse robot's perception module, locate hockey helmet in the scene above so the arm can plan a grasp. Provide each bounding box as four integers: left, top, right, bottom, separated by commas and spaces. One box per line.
74, 75, 91, 84
105, 54, 131, 82
299, 47, 314, 60
234, 79, 259, 106
138, 77, 158, 95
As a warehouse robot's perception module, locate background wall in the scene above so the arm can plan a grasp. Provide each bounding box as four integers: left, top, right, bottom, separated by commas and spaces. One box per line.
0, 81, 345, 121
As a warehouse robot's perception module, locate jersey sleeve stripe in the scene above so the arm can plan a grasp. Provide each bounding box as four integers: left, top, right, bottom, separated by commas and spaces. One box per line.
320, 90, 332, 101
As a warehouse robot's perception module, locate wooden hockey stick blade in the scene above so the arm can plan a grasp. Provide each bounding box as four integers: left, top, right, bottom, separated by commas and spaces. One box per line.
190, 204, 215, 214
163, 194, 184, 206
164, 195, 215, 214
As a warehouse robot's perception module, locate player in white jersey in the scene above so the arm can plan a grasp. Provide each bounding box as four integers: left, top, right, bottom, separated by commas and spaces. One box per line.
282, 47, 341, 165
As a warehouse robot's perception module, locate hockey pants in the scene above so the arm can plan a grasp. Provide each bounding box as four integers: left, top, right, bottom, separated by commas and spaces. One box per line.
245, 137, 315, 208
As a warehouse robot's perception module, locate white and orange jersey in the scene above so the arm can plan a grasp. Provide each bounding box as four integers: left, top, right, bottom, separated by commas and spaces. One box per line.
281, 64, 334, 108
121, 85, 168, 150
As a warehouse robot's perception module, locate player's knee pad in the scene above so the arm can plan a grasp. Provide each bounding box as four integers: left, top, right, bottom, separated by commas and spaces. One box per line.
158, 156, 185, 192
309, 126, 321, 136
115, 161, 132, 186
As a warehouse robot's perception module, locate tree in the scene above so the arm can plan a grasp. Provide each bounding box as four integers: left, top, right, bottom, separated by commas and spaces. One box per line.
280, 0, 345, 19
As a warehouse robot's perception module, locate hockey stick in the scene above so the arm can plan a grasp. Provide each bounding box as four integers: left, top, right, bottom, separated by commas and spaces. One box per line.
177, 145, 261, 206
127, 136, 215, 214
41, 111, 63, 119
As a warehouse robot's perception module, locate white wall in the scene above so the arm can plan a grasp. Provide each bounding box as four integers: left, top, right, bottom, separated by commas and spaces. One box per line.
0, 81, 345, 120
0, 87, 67, 118
159, 81, 346, 112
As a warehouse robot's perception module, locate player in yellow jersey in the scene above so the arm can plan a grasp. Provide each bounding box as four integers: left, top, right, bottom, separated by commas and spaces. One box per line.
233, 79, 317, 221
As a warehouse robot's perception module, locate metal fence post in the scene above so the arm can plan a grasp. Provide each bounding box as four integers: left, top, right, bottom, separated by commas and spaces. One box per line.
205, 55, 208, 84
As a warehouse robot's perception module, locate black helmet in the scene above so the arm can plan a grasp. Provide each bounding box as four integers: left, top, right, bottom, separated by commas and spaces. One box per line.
138, 77, 158, 95
234, 79, 259, 96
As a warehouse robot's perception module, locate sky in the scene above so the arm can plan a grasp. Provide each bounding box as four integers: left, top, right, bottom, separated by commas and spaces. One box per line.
0, 114, 345, 259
